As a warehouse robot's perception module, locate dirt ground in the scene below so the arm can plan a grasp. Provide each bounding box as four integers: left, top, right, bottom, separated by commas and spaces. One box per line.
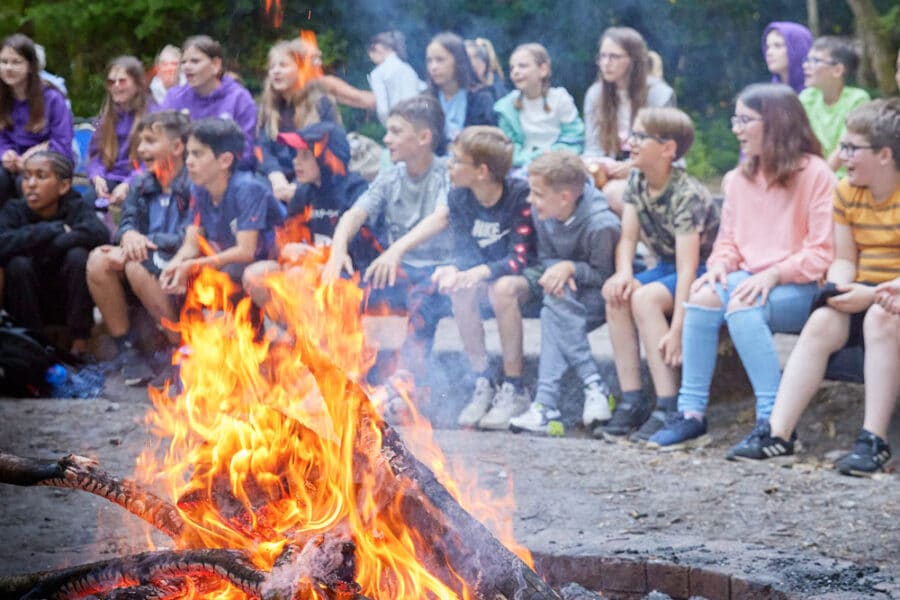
0, 315, 898, 597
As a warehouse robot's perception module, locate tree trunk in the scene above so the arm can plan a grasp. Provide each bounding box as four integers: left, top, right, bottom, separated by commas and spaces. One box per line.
807, 0, 820, 37
846, 0, 896, 94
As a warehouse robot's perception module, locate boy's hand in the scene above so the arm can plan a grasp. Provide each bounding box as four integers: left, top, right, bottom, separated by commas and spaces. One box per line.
539, 261, 576, 297
874, 279, 900, 314
602, 271, 638, 305
606, 160, 632, 180
828, 283, 875, 314
455, 265, 490, 289
109, 182, 130, 206
658, 326, 683, 367
364, 247, 403, 289
281, 242, 321, 264
321, 249, 353, 285
2, 149, 20, 172
160, 259, 192, 294
690, 263, 727, 294
272, 181, 297, 203
92, 176, 109, 198
431, 265, 459, 293
120, 230, 156, 263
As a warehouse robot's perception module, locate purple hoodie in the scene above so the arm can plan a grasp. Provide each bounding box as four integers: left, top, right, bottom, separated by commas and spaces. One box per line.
158, 75, 257, 166
762, 22, 812, 94
0, 84, 74, 162
86, 109, 137, 184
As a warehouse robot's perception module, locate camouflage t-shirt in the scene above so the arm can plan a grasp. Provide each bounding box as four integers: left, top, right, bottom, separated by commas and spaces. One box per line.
623, 167, 720, 263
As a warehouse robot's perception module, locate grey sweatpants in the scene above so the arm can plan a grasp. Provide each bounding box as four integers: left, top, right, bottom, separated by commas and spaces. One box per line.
534, 286, 605, 409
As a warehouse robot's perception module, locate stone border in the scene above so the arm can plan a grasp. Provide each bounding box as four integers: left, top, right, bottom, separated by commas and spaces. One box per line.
531, 536, 898, 599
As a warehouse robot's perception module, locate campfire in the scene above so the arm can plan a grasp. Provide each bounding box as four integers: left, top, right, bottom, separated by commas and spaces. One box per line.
0, 249, 560, 600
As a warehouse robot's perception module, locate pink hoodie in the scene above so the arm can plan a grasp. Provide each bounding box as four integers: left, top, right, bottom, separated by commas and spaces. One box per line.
708, 155, 835, 284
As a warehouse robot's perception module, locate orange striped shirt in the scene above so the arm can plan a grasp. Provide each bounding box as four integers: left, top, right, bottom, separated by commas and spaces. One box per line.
833, 178, 900, 284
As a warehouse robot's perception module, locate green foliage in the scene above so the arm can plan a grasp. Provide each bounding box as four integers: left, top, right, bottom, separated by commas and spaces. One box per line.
685, 107, 739, 181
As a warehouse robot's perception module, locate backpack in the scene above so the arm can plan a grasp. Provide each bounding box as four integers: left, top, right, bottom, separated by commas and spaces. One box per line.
0, 311, 76, 397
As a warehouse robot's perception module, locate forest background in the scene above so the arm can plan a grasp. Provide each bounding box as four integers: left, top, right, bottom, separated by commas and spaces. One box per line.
1, 0, 898, 178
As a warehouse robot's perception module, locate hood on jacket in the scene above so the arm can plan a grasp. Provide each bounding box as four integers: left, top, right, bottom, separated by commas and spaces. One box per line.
762, 22, 812, 94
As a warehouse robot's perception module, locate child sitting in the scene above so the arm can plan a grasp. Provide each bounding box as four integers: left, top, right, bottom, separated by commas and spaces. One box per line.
243, 121, 369, 308
508, 150, 620, 436
159, 118, 285, 295
86, 111, 192, 385
494, 43, 584, 169
0, 151, 109, 355
430, 126, 538, 430
648, 84, 834, 451
599, 107, 720, 442
800, 36, 870, 173
762, 22, 812, 94
322, 95, 453, 410
731, 98, 900, 475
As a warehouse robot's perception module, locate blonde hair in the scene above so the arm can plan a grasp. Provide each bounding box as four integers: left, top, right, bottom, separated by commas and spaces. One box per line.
528, 150, 587, 191
465, 38, 504, 85
257, 39, 336, 139
635, 107, 695, 160
454, 126, 514, 181
511, 43, 552, 113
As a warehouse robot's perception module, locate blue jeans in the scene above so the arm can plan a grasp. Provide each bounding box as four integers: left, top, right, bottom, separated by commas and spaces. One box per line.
678, 270, 818, 418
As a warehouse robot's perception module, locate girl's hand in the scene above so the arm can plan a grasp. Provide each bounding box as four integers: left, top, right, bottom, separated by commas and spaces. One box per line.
658, 326, 683, 367
690, 263, 727, 294
731, 268, 780, 305
109, 182, 130, 206
92, 177, 109, 198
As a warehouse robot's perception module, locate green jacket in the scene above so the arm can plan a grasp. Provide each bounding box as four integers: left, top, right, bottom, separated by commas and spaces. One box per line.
494, 88, 585, 167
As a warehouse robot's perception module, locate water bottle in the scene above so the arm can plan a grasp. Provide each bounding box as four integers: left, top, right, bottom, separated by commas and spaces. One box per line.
45, 364, 68, 397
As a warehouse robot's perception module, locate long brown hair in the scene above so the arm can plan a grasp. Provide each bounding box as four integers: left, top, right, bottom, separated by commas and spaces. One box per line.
0, 34, 46, 133
94, 56, 148, 170
737, 83, 821, 187
594, 27, 649, 157
511, 43, 552, 113
182, 35, 224, 81
258, 39, 336, 140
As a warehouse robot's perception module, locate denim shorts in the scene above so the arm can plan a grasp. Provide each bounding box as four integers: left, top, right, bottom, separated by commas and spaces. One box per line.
635, 261, 706, 298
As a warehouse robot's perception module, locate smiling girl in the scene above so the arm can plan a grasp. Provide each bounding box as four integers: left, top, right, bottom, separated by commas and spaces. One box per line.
493, 43, 583, 169
0, 34, 74, 207
256, 39, 338, 203
647, 83, 834, 452
0, 151, 109, 355
87, 56, 151, 206
159, 35, 256, 170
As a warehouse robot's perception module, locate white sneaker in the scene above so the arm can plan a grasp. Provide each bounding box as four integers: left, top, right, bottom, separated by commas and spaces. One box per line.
457, 377, 495, 428
509, 402, 565, 436
582, 382, 614, 428
478, 382, 530, 430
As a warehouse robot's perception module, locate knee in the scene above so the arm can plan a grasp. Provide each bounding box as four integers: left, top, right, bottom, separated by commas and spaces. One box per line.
687, 285, 721, 309
864, 304, 897, 342
86, 247, 112, 278
488, 276, 519, 307
630, 285, 662, 322
63, 246, 89, 269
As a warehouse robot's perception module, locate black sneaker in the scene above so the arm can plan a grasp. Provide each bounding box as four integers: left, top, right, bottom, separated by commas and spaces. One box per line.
726, 419, 795, 462
595, 397, 652, 440
835, 430, 892, 477
121, 347, 154, 387
629, 408, 668, 443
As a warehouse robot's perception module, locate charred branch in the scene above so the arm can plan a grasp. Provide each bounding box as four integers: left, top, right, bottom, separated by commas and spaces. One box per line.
0, 452, 184, 540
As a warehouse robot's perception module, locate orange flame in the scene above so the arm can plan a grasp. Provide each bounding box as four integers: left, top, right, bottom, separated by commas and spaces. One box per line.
312, 137, 347, 177
152, 155, 176, 190
264, 0, 283, 28
134, 248, 531, 598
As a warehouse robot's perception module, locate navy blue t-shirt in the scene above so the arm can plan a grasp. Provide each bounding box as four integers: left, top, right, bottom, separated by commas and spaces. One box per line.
189, 171, 286, 260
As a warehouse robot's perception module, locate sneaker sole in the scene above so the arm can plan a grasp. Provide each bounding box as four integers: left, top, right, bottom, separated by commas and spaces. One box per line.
124, 376, 151, 387
598, 430, 632, 442
728, 453, 797, 466
647, 433, 712, 452
509, 420, 565, 437
837, 460, 891, 478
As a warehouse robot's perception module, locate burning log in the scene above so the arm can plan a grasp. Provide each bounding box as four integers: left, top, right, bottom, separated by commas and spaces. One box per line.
0, 452, 184, 540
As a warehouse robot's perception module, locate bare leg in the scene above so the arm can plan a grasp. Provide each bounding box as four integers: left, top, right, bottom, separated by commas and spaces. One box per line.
603, 283, 643, 392
242, 260, 280, 308
488, 275, 529, 378
768, 307, 849, 439
861, 305, 900, 439
125, 262, 179, 345
449, 285, 488, 373
631, 283, 678, 397
86, 246, 129, 337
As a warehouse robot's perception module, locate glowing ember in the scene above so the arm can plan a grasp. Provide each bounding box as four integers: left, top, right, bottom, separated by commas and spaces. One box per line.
136, 243, 530, 598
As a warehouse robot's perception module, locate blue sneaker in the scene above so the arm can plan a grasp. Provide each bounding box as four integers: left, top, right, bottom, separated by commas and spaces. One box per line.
647, 412, 711, 451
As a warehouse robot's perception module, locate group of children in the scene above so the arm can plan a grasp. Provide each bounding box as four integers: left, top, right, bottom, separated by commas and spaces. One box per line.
1, 23, 899, 478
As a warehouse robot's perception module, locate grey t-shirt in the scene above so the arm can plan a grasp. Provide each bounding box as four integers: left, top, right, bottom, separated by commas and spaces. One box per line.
354, 155, 453, 269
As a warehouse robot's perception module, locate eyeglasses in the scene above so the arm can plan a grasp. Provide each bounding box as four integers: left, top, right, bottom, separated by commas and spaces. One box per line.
838, 142, 875, 157
803, 56, 837, 67
628, 131, 668, 145
730, 115, 762, 129
106, 77, 131, 87
597, 52, 626, 62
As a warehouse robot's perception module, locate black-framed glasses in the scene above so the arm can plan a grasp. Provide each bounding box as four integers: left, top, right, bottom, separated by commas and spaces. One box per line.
838, 142, 875, 157
730, 115, 762, 129
628, 131, 668, 145
803, 56, 838, 67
